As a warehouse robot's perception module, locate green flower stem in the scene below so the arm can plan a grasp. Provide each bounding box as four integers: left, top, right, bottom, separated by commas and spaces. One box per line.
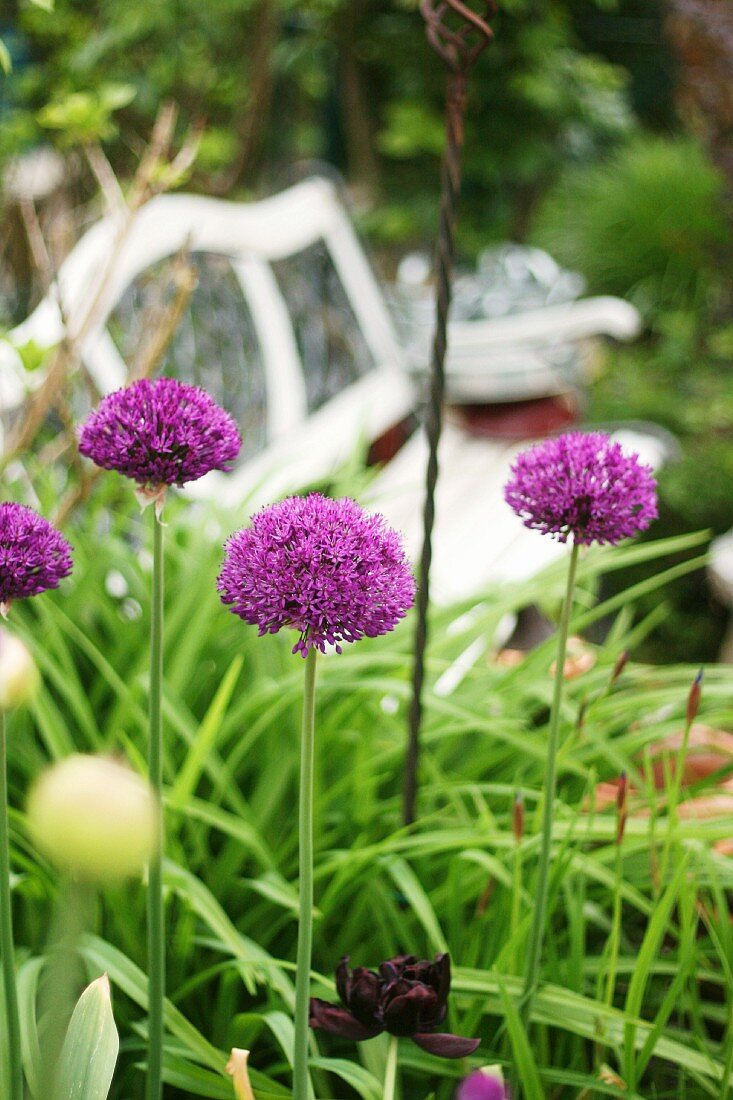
293, 647, 318, 1100
42, 877, 92, 1089
383, 1035, 399, 1100
521, 539, 579, 1028
642, 746, 661, 899
593, 839, 624, 1066
510, 833, 523, 977
0, 707, 22, 1100
604, 842, 623, 1009
146, 511, 165, 1100
660, 699, 697, 885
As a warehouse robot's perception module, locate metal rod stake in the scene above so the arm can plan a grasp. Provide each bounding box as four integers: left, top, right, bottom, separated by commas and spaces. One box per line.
404, 0, 496, 826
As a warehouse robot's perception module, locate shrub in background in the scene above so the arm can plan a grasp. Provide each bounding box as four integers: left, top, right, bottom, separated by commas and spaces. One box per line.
5, 0, 633, 243
532, 135, 733, 315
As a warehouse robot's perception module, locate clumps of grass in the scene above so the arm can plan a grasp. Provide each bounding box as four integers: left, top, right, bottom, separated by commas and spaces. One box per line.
532, 136, 732, 314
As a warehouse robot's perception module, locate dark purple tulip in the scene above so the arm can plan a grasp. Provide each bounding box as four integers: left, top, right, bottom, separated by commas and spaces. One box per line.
309, 953, 479, 1058
456, 1070, 508, 1099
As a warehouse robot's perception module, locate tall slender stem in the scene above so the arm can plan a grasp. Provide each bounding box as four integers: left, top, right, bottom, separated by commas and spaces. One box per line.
0, 707, 23, 1100
405, 0, 496, 831
383, 1035, 399, 1100
593, 840, 623, 1068
146, 511, 165, 1100
293, 647, 318, 1100
510, 836, 523, 976
521, 540, 579, 1027
604, 842, 623, 1009
660, 672, 701, 885
404, 70, 466, 828
42, 878, 91, 1090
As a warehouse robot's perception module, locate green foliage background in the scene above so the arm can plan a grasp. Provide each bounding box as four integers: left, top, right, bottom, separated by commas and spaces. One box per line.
5, 463, 733, 1099
4, 1, 732, 671
2, 3, 733, 1096
3, 0, 647, 240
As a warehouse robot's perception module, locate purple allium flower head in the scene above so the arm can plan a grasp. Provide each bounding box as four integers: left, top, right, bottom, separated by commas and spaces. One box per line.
504, 432, 657, 546
310, 953, 480, 1058
456, 1071, 508, 1100
0, 503, 73, 616
217, 493, 416, 657
78, 378, 242, 491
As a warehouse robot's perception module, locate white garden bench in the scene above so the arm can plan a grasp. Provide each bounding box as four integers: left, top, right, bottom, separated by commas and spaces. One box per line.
0, 175, 657, 605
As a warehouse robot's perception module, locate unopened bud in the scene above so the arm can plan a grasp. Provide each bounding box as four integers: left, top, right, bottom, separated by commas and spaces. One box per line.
0, 629, 40, 710
456, 1067, 508, 1099
611, 650, 629, 686
512, 791, 524, 843
686, 669, 703, 726
226, 1048, 255, 1100
27, 754, 158, 882
616, 772, 628, 845
576, 697, 589, 732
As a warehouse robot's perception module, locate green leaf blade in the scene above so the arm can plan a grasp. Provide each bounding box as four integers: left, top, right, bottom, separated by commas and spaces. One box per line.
52, 975, 119, 1100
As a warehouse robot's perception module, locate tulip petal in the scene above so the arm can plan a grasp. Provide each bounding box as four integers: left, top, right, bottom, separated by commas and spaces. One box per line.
336, 957, 351, 1004
349, 968, 381, 1024
412, 1032, 481, 1058
384, 984, 438, 1036
380, 955, 417, 980
434, 953, 451, 1008
309, 999, 381, 1041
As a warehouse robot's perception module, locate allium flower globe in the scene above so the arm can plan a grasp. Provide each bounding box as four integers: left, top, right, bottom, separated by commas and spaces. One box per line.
309, 953, 479, 1057
504, 432, 657, 546
218, 493, 416, 656
79, 377, 242, 491
0, 503, 73, 616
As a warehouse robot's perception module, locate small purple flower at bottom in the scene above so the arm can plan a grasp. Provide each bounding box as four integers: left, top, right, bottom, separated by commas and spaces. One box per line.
504, 431, 657, 546
78, 378, 241, 499
309, 953, 479, 1058
218, 493, 416, 657
0, 503, 73, 617
457, 1070, 509, 1099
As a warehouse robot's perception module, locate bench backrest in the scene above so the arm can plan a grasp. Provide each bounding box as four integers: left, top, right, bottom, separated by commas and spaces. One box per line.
1, 177, 414, 499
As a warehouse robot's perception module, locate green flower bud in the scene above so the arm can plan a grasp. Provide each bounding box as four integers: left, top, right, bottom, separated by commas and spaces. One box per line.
0, 629, 40, 711
27, 754, 158, 882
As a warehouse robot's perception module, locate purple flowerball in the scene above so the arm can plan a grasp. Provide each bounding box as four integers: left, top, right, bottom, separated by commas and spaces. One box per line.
0, 503, 73, 615
218, 493, 416, 657
456, 1071, 508, 1100
78, 377, 242, 489
504, 432, 658, 546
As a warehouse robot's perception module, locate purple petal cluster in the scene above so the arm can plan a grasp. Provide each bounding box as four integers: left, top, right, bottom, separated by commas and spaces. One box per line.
310, 954, 480, 1058
504, 432, 658, 546
457, 1071, 508, 1099
217, 493, 416, 656
78, 377, 242, 489
0, 503, 73, 613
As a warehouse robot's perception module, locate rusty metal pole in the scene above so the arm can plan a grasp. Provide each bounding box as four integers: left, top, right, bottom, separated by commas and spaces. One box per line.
404, 0, 496, 826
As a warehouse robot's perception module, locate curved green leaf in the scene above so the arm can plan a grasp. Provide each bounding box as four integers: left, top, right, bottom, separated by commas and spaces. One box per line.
51, 975, 119, 1100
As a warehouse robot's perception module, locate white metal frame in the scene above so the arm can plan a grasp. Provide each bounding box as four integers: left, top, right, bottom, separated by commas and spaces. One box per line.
0, 177, 415, 497
2, 178, 663, 595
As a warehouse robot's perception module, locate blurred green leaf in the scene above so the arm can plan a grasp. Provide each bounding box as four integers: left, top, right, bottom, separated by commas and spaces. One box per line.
51, 975, 119, 1100
38, 84, 136, 145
